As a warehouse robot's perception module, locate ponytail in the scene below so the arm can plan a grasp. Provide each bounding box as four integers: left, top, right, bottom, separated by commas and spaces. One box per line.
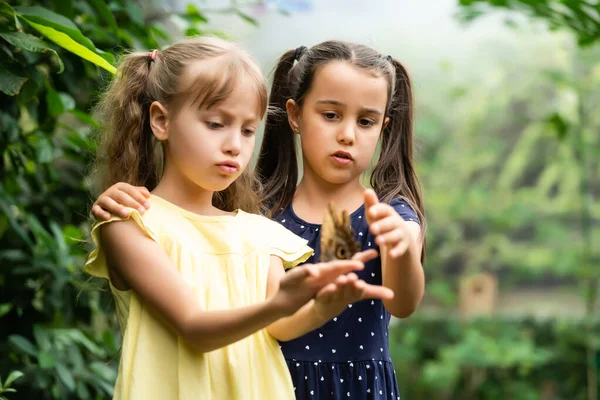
256, 49, 299, 217
371, 57, 426, 260
92, 51, 162, 194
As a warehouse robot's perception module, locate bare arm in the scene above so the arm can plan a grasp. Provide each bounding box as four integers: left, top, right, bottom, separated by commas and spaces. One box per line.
365, 190, 425, 318
266, 257, 326, 341
380, 223, 424, 318
100, 220, 365, 352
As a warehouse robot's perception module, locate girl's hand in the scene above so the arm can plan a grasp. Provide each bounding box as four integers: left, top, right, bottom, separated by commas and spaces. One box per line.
313, 249, 394, 320
364, 189, 414, 259
92, 182, 151, 220
271, 259, 366, 317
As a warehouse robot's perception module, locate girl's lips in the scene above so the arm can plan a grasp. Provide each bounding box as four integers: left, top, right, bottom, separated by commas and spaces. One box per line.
331, 155, 353, 166
331, 151, 353, 166
216, 161, 240, 174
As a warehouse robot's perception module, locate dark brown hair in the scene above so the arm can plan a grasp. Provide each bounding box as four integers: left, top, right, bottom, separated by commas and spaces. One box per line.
256, 40, 426, 259
92, 36, 267, 213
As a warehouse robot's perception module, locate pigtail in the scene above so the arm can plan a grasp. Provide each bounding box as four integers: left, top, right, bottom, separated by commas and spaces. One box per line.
92, 51, 162, 194
256, 49, 299, 217
371, 57, 426, 260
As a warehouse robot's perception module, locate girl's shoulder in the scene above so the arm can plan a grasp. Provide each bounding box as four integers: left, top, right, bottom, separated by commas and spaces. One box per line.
388, 197, 420, 224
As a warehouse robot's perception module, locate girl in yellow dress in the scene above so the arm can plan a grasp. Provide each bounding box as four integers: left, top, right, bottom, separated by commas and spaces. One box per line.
86, 36, 393, 400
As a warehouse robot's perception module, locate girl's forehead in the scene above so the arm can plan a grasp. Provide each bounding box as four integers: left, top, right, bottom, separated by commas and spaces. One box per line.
307, 61, 389, 109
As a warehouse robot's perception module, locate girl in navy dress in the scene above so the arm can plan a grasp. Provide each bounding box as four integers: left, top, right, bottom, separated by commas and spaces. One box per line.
256, 41, 426, 399
91, 40, 426, 399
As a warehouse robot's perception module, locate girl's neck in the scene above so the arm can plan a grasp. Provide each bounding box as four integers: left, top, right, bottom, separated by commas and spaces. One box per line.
152, 163, 226, 217
292, 163, 366, 224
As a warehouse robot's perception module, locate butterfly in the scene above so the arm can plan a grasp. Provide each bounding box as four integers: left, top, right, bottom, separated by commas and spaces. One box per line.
320, 203, 361, 262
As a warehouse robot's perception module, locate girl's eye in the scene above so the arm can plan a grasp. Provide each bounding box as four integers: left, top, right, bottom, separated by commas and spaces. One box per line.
243, 129, 256, 136
359, 119, 375, 127
206, 121, 223, 129
323, 112, 338, 120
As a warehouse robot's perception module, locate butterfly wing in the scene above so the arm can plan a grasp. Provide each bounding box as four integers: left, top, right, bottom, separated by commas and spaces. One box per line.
320, 203, 360, 262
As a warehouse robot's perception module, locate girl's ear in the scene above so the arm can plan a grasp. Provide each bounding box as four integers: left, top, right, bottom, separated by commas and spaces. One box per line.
149, 101, 169, 141
382, 116, 390, 132
286, 99, 301, 134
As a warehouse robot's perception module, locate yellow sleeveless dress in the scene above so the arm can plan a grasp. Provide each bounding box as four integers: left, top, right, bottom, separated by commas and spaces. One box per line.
85, 195, 313, 400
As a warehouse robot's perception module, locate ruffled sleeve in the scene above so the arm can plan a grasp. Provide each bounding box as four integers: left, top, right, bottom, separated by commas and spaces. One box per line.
84, 209, 159, 280
257, 217, 314, 270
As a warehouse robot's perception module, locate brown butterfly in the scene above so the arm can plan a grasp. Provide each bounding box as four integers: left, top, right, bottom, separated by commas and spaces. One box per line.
320, 203, 361, 262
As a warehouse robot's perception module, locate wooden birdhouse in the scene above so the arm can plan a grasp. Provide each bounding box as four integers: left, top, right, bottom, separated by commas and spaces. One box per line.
459, 272, 498, 317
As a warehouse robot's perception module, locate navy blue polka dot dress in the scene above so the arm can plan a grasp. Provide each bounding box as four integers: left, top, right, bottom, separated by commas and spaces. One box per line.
275, 198, 420, 400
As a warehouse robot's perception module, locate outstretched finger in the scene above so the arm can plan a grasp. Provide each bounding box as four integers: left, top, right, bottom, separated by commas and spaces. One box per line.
359, 283, 394, 301
352, 249, 378, 263
313, 260, 364, 283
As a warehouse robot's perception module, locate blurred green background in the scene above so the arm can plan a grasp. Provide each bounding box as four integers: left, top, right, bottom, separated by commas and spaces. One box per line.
1, 0, 598, 399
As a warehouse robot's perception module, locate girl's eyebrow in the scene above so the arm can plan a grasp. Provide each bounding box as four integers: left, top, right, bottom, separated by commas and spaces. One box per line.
203, 108, 260, 123
315, 99, 383, 116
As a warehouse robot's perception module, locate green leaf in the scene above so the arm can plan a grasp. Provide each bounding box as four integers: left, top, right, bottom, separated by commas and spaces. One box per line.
76, 381, 91, 399
46, 90, 65, 117
3, 371, 23, 388
96, 48, 115, 65
0, 31, 64, 73
185, 4, 208, 23
185, 27, 202, 37
8, 335, 38, 357
35, 136, 55, 164
20, 18, 116, 74
546, 113, 569, 139
87, 0, 118, 35
0, 303, 12, 318
0, 249, 27, 262
0, 66, 27, 96
124, 2, 144, 25
63, 224, 82, 241
33, 325, 52, 352
63, 330, 106, 357
14, 6, 96, 51
0, 31, 47, 51
59, 92, 75, 111
0, 2, 22, 30
69, 109, 99, 128
235, 10, 258, 26
38, 351, 56, 369
56, 363, 76, 391
49, 0, 74, 19
89, 362, 117, 382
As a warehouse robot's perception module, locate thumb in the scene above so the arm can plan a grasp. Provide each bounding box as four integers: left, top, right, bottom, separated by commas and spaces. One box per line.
364, 189, 379, 210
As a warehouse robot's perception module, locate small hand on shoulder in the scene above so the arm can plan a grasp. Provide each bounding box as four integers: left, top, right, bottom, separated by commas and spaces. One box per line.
92, 182, 151, 220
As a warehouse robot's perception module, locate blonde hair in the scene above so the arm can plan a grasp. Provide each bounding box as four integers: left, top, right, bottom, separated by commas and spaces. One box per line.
92, 36, 267, 213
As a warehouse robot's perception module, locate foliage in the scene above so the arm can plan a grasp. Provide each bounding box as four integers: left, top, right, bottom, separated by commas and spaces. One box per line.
390, 316, 599, 399
0, 371, 23, 400
457, 0, 600, 46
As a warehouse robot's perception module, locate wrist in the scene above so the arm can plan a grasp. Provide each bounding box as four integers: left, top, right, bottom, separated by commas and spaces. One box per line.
313, 299, 338, 323
266, 295, 294, 319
